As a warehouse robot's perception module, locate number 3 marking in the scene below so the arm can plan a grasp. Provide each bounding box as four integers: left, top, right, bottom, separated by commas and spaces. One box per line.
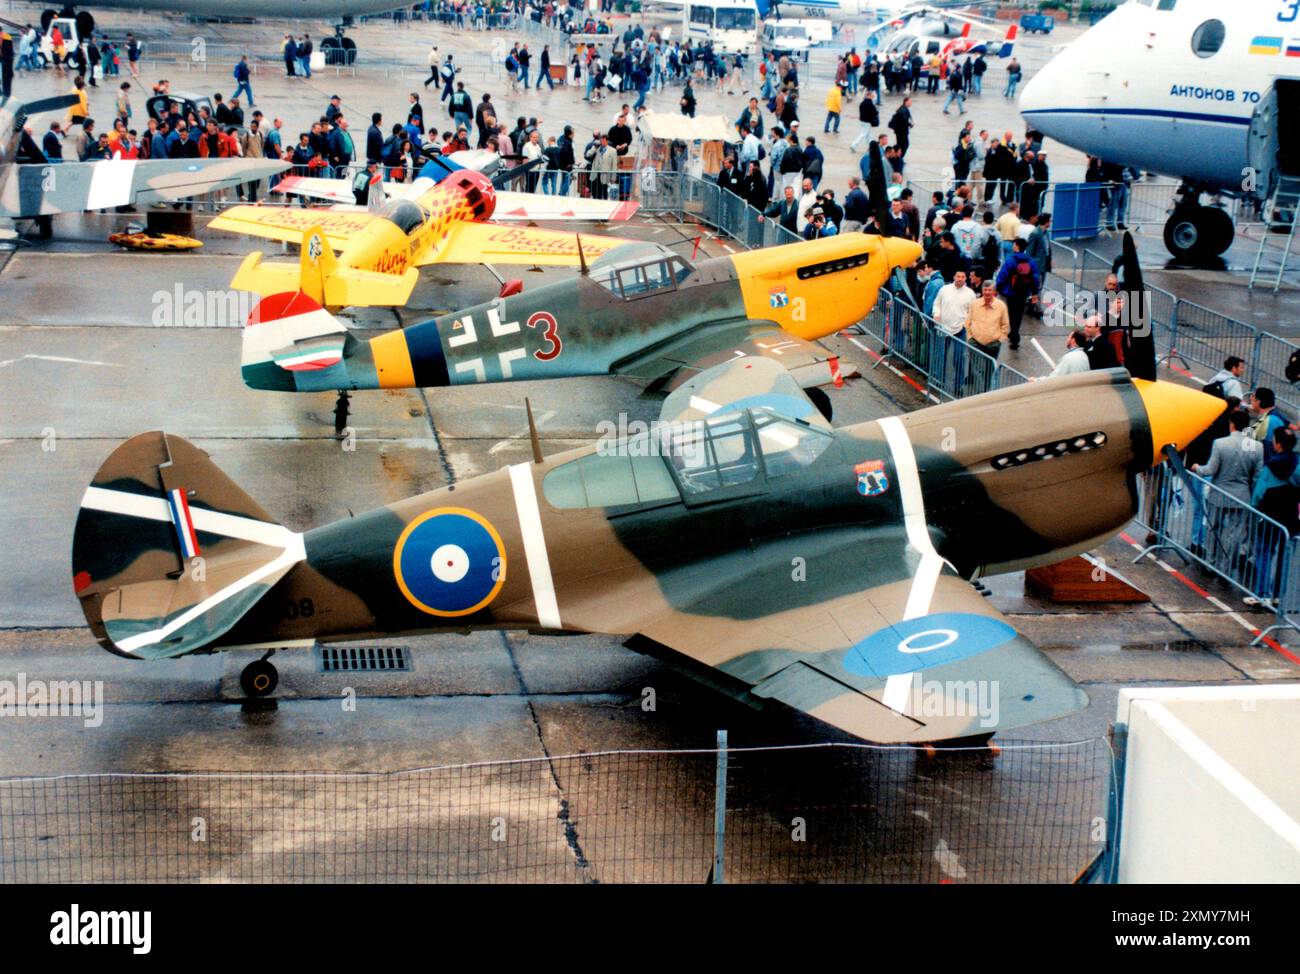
527, 311, 562, 361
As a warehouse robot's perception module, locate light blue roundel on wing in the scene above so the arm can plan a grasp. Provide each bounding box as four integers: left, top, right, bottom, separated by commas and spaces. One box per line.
843, 612, 1018, 679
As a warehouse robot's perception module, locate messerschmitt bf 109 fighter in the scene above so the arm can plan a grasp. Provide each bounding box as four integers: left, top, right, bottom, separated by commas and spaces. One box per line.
237, 140, 921, 435
239, 232, 924, 420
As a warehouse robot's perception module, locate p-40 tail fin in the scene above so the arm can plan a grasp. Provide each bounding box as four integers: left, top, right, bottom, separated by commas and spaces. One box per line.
72, 432, 305, 659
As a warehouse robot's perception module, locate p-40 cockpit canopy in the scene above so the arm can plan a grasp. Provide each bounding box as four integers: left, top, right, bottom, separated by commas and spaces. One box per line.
542, 407, 834, 511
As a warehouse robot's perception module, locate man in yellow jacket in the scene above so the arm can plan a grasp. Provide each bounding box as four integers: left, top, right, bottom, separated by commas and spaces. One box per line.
67, 75, 89, 127
824, 82, 843, 134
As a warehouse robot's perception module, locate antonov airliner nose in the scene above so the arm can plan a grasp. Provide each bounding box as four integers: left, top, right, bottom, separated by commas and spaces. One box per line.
1017, 59, 1053, 120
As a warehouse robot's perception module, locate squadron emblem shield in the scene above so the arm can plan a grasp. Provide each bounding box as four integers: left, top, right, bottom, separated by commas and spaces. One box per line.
855, 460, 890, 497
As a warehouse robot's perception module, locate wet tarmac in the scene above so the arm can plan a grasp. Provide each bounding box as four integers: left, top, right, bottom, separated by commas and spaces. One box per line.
1, 9, 1297, 883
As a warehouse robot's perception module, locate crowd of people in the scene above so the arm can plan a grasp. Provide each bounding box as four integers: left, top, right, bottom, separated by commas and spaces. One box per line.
1187, 376, 1300, 604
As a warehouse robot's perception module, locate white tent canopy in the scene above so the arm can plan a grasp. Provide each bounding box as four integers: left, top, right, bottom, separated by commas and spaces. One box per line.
635, 111, 734, 144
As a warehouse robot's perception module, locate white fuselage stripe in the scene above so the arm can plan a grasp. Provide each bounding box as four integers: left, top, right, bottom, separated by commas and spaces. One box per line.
82, 486, 298, 548
507, 463, 562, 630
877, 415, 945, 714
86, 159, 138, 210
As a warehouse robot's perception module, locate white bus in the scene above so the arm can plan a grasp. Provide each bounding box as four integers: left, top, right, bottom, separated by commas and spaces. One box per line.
684, 0, 758, 55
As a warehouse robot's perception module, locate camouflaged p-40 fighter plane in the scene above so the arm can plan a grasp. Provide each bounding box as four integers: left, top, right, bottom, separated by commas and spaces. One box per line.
71, 357, 1224, 743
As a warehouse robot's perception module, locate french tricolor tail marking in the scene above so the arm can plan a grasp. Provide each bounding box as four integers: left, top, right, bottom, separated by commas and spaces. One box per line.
168, 488, 201, 559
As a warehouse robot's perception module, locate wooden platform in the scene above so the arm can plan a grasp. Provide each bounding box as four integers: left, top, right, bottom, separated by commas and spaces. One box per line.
1025, 555, 1150, 603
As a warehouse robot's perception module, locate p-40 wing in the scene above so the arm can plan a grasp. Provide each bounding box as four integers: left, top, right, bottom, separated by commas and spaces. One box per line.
626, 531, 1085, 743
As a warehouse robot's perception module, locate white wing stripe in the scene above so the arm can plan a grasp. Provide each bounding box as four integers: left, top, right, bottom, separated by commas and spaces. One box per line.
878, 415, 947, 714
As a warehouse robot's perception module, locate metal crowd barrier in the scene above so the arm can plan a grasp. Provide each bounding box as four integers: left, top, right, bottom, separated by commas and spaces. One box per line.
857, 288, 1030, 401
1133, 460, 1297, 640
1078, 247, 1300, 414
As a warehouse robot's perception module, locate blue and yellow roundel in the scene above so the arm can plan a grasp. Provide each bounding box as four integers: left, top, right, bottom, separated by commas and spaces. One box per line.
393, 508, 506, 617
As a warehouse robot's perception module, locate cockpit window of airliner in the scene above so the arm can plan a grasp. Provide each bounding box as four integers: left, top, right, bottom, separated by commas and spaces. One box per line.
1191, 20, 1225, 58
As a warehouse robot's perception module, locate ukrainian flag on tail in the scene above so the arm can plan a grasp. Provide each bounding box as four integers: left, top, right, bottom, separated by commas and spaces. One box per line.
1250, 35, 1283, 55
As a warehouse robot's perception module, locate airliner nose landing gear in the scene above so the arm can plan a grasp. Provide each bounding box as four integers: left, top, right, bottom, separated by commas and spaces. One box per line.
320, 21, 358, 65
1163, 185, 1235, 262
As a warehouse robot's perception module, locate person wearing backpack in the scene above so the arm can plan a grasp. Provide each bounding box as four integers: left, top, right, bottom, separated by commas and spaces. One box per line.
1206, 357, 1247, 402
232, 55, 255, 108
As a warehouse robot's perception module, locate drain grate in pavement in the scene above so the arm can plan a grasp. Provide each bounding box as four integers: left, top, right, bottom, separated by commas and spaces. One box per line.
317, 645, 411, 673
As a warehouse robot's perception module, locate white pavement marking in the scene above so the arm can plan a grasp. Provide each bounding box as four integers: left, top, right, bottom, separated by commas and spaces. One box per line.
1030, 337, 1056, 369
845, 335, 942, 404
0, 354, 121, 369
1121, 535, 1264, 638
933, 838, 968, 880
507, 462, 562, 630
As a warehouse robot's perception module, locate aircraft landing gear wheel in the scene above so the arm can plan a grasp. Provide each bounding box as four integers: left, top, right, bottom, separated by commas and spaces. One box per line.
1199, 206, 1234, 256
40, 9, 56, 31
240, 658, 278, 698
321, 35, 343, 65
1164, 205, 1233, 261
341, 37, 357, 65
334, 389, 350, 438
74, 10, 95, 38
